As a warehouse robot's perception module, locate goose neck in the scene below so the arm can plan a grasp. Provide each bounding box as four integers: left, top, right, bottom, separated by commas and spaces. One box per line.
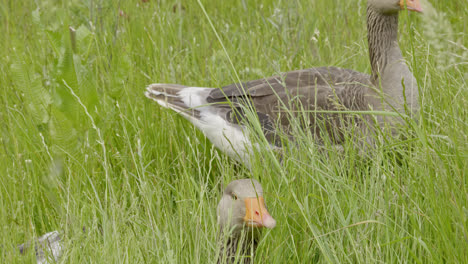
218, 231, 258, 264
367, 6, 400, 83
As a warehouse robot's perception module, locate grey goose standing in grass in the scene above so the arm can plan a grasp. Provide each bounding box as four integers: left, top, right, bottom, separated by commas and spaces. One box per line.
217, 179, 276, 264
145, 0, 423, 165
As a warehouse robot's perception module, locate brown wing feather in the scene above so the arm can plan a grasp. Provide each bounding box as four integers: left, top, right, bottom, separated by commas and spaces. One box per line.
208, 67, 373, 144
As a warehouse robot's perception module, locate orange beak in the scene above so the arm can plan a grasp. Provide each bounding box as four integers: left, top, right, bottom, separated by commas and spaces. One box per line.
243, 197, 276, 229
399, 0, 423, 13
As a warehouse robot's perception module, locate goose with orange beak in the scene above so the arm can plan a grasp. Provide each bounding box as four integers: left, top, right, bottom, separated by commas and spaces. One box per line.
217, 179, 275, 263
145, 0, 424, 165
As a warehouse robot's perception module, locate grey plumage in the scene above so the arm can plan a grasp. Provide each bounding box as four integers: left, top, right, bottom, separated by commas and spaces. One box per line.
366, 5, 419, 114
218, 232, 259, 264
208, 67, 375, 145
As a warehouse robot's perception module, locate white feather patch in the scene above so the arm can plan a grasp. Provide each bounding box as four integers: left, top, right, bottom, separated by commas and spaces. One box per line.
177, 87, 212, 108
189, 111, 253, 165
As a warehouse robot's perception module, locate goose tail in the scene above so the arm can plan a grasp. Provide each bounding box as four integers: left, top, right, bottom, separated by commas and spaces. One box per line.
145, 83, 189, 112
145, 84, 214, 120
145, 83, 201, 119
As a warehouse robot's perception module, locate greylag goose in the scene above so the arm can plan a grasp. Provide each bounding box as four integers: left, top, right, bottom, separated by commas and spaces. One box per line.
145, 0, 422, 165
217, 179, 276, 264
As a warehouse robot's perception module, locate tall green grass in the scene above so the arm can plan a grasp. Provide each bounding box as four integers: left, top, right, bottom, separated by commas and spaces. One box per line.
1, 0, 466, 263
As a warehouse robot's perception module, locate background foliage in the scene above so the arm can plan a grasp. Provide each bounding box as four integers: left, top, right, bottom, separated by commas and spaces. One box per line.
0, 0, 467, 263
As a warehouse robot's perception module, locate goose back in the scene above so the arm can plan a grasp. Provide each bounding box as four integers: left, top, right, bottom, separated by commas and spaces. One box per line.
208, 67, 373, 144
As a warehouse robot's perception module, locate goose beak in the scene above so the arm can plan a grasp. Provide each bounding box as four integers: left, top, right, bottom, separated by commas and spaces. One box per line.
400, 0, 423, 13
243, 197, 276, 229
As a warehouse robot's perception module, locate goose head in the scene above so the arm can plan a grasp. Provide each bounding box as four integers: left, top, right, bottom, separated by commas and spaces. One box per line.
368, 0, 423, 14
217, 179, 276, 234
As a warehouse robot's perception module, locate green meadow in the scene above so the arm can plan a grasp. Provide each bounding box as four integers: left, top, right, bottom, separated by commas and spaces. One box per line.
1, 0, 467, 262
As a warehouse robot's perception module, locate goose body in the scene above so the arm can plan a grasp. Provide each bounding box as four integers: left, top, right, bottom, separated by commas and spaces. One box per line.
145, 0, 422, 164
146, 68, 373, 165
